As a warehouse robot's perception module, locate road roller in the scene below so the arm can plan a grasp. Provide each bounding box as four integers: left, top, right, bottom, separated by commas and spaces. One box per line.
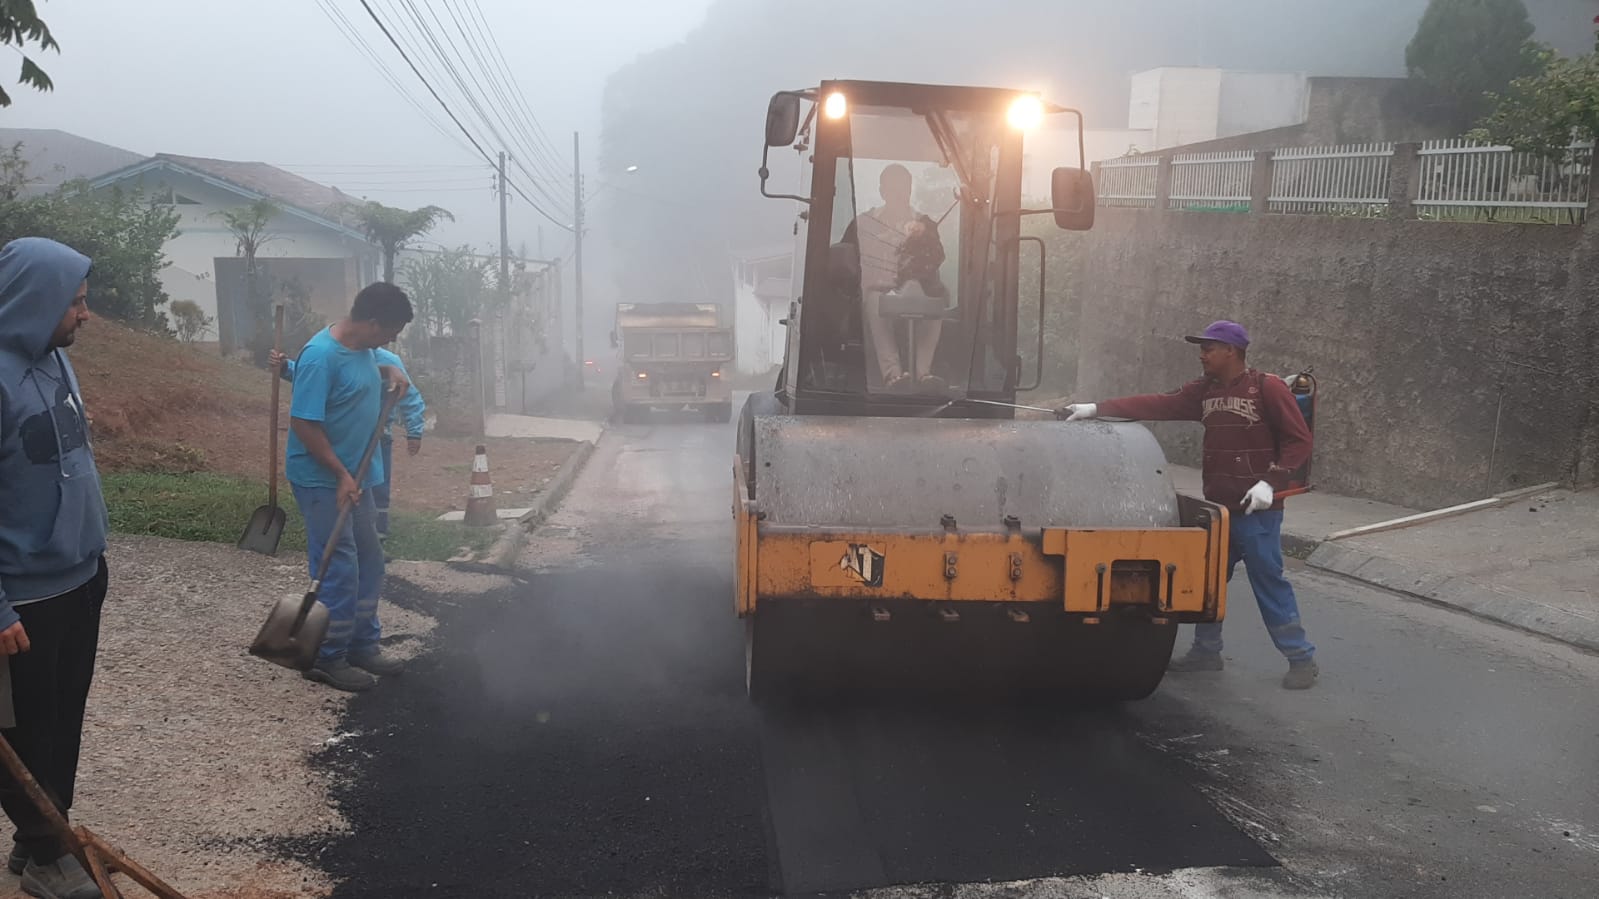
734, 80, 1230, 701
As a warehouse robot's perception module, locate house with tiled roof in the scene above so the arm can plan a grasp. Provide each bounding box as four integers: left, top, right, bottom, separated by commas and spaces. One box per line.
89, 153, 381, 348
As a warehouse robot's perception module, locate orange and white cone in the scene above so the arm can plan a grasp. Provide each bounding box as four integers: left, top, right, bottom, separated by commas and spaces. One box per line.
464, 444, 498, 527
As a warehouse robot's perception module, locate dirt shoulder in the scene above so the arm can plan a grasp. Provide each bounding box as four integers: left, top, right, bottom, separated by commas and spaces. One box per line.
72, 320, 583, 520
0, 535, 520, 899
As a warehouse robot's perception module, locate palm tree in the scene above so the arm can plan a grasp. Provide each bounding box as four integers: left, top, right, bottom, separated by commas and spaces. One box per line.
336, 200, 454, 282
214, 199, 280, 355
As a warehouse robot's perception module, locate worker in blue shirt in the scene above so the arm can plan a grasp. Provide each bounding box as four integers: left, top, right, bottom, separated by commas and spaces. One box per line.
273, 341, 425, 540
271, 283, 414, 692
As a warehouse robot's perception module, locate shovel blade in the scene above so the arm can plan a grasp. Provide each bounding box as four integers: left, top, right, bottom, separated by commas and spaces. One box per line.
238, 505, 287, 556
248, 591, 330, 671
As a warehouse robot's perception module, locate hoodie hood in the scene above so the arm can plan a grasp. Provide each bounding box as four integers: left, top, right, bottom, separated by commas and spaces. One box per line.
0, 237, 93, 362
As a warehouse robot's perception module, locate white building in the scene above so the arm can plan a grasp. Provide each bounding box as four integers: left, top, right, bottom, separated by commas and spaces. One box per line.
729, 245, 793, 377
89, 154, 379, 346
1027, 67, 1314, 198
1128, 67, 1307, 148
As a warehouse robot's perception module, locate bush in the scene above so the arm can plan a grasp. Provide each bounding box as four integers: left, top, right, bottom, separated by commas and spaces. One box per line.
170, 300, 213, 343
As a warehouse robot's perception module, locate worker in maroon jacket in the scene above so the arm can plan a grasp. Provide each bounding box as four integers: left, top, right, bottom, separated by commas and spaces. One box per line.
1058, 320, 1318, 690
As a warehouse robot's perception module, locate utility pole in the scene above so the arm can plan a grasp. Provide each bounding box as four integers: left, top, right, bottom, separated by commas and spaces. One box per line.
498, 151, 511, 304
494, 150, 511, 413
573, 131, 585, 390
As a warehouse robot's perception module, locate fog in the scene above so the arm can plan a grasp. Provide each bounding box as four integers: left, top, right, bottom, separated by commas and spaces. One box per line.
598, 0, 1598, 321
3, 0, 1594, 354
1, 0, 712, 354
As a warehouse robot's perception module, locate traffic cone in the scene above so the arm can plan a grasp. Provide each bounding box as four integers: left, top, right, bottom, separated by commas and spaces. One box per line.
465, 444, 498, 526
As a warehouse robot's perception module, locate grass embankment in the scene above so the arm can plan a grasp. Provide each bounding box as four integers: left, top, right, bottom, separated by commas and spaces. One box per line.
102, 473, 497, 563
72, 321, 524, 562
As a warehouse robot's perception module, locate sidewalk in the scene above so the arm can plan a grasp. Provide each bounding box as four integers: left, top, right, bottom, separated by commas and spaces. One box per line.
486, 411, 604, 443
1167, 466, 1599, 654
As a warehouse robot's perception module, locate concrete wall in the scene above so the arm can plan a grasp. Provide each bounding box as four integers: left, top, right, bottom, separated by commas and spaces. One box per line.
1070, 209, 1599, 509
214, 256, 359, 354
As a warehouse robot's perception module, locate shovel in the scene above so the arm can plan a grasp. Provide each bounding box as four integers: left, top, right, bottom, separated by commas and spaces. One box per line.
238, 304, 288, 555
249, 384, 403, 671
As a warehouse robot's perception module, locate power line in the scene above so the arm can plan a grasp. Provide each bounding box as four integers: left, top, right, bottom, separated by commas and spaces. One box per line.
308, 177, 497, 186
449, 0, 567, 182
353, 0, 572, 231
276, 162, 486, 170
345, 185, 500, 194
314, 0, 471, 155
462, 0, 565, 169
410, 0, 570, 213
384, 0, 570, 218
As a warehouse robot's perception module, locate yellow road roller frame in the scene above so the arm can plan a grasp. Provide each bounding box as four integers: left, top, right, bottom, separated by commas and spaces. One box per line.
735, 458, 1230, 620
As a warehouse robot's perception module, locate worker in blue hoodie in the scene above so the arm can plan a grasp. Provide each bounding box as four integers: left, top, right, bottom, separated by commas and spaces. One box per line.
0, 237, 110, 899
271, 343, 425, 540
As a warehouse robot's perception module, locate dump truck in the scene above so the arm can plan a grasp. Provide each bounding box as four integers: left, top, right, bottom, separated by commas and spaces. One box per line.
610, 302, 734, 423
733, 80, 1234, 700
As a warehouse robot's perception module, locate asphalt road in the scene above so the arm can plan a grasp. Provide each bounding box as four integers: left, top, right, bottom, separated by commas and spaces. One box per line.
311, 407, 1599, 899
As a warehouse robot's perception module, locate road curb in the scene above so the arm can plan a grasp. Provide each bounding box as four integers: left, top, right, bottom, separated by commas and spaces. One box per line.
1280, 531, 1320, 560
484, 438, 598, 569
1306, 541, 1599, 655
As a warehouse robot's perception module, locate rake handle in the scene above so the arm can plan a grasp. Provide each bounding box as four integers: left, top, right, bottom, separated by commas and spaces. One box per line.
268, 304, 284, 510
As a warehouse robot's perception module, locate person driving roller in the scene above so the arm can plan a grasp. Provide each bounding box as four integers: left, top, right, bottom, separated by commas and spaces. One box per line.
847, 163, 948, 392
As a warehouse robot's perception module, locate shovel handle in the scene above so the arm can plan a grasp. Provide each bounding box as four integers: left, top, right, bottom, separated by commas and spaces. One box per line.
308, 384, 405, 589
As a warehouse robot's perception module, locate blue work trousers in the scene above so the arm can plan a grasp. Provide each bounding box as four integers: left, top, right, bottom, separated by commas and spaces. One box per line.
291, 484, 385, 662
1192, 509, 1314, 662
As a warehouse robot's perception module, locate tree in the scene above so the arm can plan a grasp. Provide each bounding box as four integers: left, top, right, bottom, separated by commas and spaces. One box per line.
170, 300, 213, 343
214, 199, 281, 359
1472, 27, 1599, 161
1, 152, 179, 329
0, 2, 57, 107
398, 246, 495, 341
1404, 0, 1543, 129
336, 200, 453, 282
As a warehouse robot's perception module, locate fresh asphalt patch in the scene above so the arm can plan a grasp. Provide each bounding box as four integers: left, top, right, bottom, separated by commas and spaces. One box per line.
302, 559, 1273, 898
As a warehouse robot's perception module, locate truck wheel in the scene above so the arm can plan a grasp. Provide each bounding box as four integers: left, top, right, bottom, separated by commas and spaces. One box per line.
706, 402, 733, 424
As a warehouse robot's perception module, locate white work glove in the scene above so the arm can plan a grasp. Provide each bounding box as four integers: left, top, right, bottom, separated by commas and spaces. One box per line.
1056, 403, 1098, 422
1241, 480, 1274, 515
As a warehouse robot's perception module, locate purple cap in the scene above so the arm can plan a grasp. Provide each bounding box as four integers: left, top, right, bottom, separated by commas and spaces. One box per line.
1184, 320, 1249, 349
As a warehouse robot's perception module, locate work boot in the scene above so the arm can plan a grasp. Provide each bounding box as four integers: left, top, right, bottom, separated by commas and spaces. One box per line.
349, 648, 405, 677
1282, 659, 1319, 690
20, 854, 102, 899
302, 658, 377, 692
10, 841, 26, 875
1166, 649, 1225, 672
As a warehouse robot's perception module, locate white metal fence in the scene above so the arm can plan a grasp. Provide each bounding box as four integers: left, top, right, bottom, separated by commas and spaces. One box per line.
1415, 139, 1593, 223
1096, 155, 1159, 208
1095, 138, 1593, 224
1168, 151, 1253, 210
1269, 144, 1392, 216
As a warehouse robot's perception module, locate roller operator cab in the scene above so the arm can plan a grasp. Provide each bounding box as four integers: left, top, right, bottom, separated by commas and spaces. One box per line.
735, 80, 1232, 701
